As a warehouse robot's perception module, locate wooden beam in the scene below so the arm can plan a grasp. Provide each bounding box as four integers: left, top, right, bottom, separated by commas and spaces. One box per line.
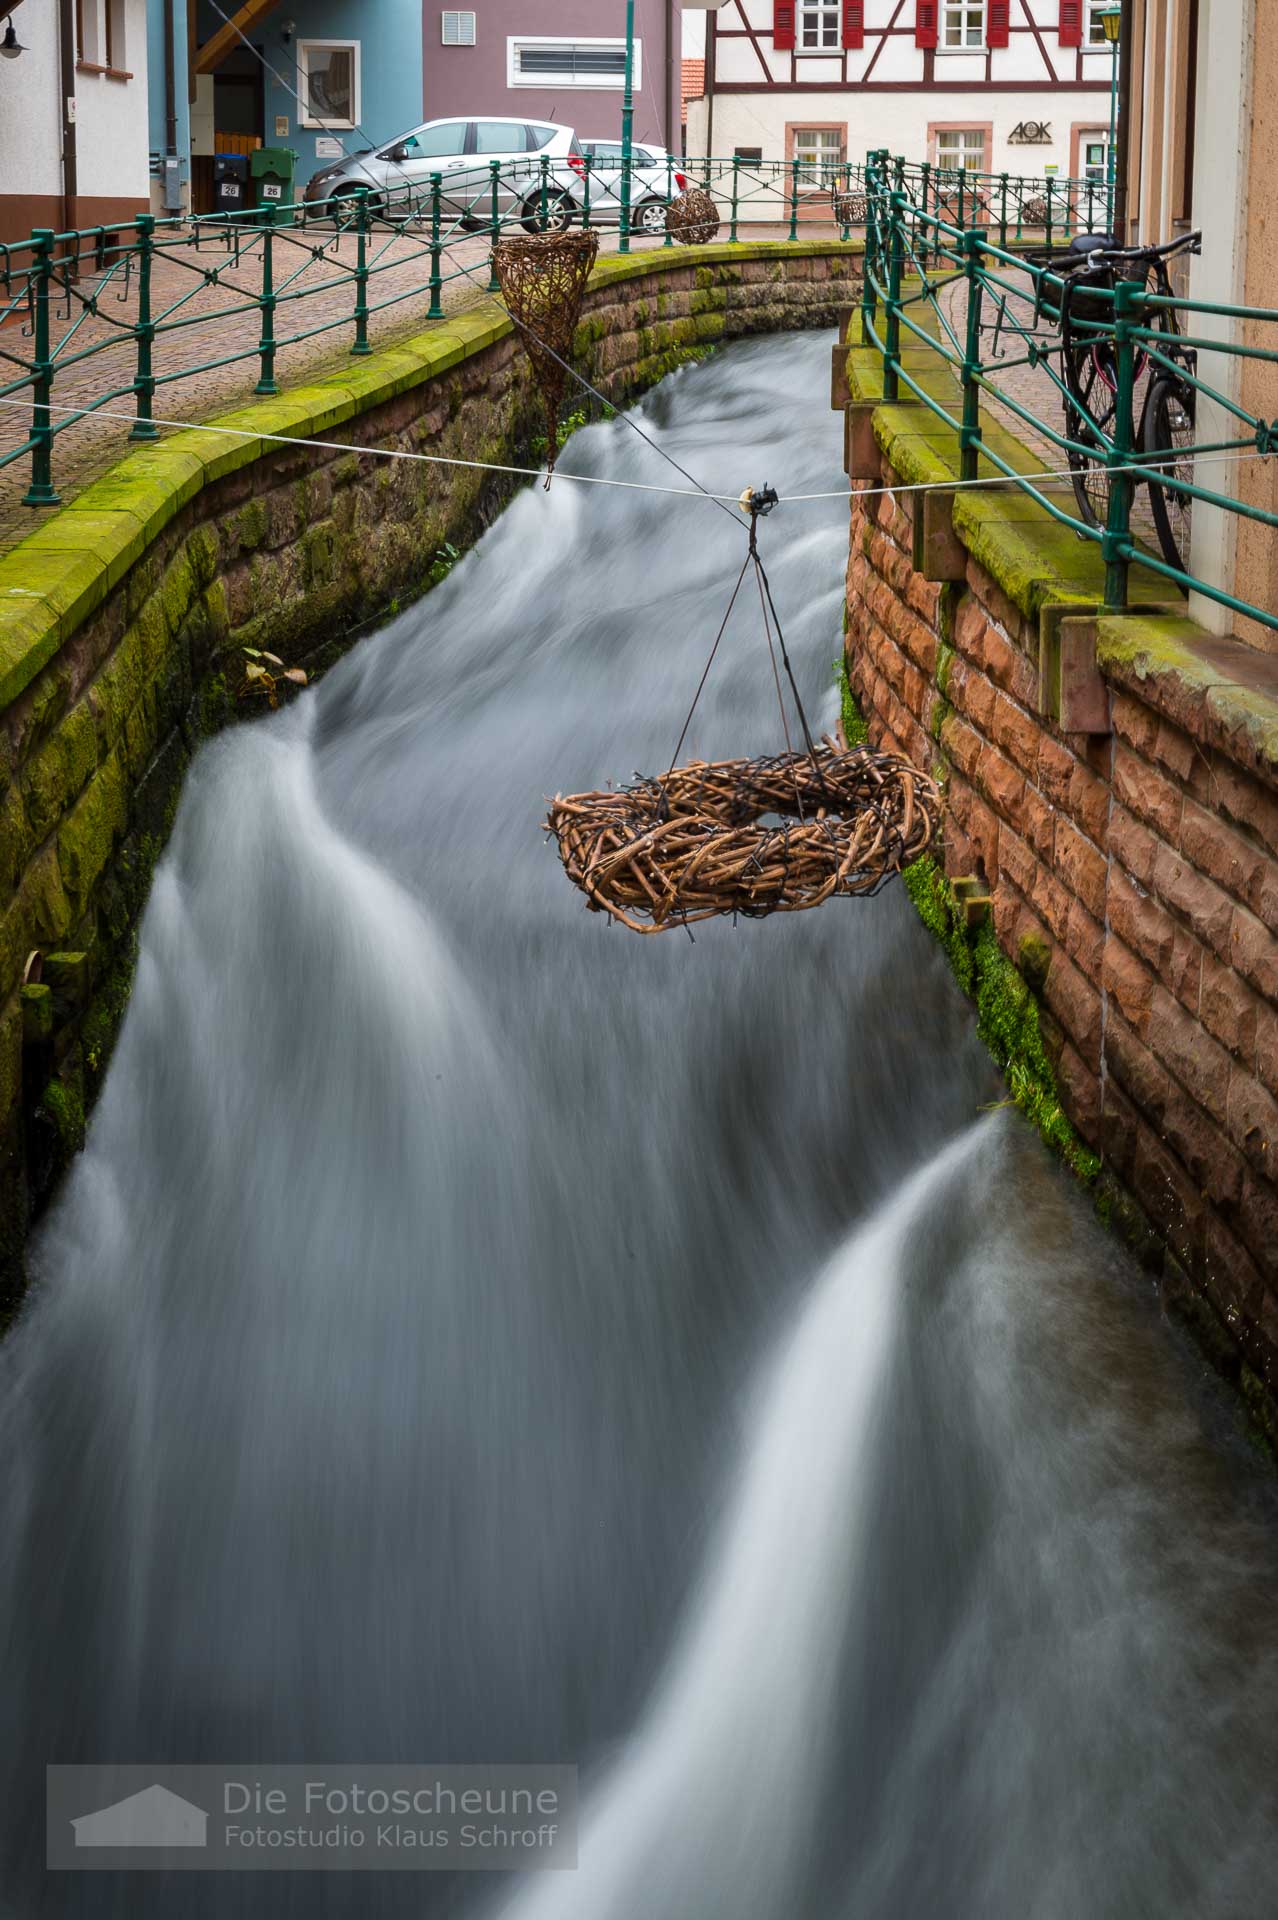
0, 0, 28, 23
193, 0, 277, 76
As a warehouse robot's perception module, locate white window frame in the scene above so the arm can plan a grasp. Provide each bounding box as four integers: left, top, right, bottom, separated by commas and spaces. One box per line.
1085, 0, 1115, 46
297, 39, 361, 129
796, 2, 841, 54
791, 125, 845, 189
1079, 128, 1112, 184
933, 127, 988, 172
441, 10, 476, 47
938, 0, 985, 51
505, 35, 641, 91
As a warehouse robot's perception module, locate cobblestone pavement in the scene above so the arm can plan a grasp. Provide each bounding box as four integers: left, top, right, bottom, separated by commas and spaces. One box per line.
0, 217, 837, 556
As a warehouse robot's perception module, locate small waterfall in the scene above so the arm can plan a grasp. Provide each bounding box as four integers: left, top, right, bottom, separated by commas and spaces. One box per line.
502, 1125, 986, 1920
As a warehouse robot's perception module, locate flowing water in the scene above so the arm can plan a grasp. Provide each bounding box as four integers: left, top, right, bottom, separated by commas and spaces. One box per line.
2, 331, 1278, 1919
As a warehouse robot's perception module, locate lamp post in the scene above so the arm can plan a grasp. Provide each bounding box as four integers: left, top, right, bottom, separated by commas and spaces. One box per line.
620, 0, 635, 253
1098, 5, 1122, 237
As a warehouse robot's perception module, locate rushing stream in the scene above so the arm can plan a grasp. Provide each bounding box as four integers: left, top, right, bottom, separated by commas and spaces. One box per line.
3, 330, 1278, 1917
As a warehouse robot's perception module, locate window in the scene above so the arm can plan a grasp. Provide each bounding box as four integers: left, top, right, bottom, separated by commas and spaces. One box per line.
798, 2, 840, 50
442, 10, 476, 45
387, 120, 467, 159
298, 41, 360, 128
940, 0, 984, 48
935, 127, 986, 171
473, 120, 531, 154
104, 0, 125, 67
1086, 0, 1114, 43
792, 126, 843, 186
507, 37, 641, 90
1081, 131, 1110, 183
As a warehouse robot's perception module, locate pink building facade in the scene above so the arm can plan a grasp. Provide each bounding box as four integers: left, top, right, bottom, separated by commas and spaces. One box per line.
422, 3, 683, 151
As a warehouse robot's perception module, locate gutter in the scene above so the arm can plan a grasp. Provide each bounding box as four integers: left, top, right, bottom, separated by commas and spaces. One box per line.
58, 0, 77, 239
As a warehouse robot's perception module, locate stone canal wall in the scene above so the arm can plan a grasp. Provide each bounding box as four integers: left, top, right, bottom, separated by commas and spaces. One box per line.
837, 309, 1278, 1442
0, 241, 860, 1306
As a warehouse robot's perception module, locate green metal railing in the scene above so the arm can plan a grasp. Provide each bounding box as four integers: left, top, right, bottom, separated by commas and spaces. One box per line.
859, 149, 1278, 636
0, 150, 1100, 515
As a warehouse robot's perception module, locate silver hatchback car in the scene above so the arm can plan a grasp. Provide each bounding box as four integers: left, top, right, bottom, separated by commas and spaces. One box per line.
305, 118, 586, 230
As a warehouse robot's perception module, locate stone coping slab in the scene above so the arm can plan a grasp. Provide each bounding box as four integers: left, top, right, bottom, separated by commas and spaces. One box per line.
1, 242, 861, 715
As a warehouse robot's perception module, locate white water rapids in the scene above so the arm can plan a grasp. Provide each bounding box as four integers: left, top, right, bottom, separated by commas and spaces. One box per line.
0, 332, 1276, 1919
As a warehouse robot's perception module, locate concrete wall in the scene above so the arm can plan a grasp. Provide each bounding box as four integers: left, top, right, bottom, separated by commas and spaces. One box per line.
0, 239, 860, 1311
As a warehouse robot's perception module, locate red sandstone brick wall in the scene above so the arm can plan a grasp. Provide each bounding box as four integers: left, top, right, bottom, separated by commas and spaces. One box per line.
846, 482, 1278, 1401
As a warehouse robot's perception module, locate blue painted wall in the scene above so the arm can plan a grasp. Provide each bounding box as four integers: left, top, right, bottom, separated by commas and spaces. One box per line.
255, 0, 424, 178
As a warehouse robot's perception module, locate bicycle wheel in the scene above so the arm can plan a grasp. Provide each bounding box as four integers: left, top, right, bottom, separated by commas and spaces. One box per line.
1143, 375, 1196, 575
1064, 340, 1121, 529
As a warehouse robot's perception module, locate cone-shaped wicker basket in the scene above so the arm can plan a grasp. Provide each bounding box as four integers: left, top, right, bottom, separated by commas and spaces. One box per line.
493, 229, 600, 475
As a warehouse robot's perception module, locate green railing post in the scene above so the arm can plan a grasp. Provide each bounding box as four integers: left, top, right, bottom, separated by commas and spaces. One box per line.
788, 157, 800, 242
539, 153, 550, 233
582, 153, 593, 231
998, 172, 1009, 251
958, 168, 967, 232
722, 156, 734, 244
428, 174, 443, 318
254, 208, 277, 396
883, 189, 905, 403
487, 162, 501, 291
918, 161, 931, 270
960, 229, 985, 485
130, 213, 159, 439
1045, 174, 1055, 250
663, 153, 674, 246
21, 229, 60, 506
1103, 280, 1141, 612
351, 189, 372, 354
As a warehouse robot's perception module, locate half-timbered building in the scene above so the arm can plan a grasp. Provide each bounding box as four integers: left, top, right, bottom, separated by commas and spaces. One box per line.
686, 1, 1114, 202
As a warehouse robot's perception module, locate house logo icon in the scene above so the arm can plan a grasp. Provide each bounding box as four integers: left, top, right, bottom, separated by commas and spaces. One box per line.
71, 1784, 208, 1849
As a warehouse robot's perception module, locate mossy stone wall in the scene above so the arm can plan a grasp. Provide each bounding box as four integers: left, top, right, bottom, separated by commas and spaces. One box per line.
838, 309, 1278, 1451
0, 241, 860, 1311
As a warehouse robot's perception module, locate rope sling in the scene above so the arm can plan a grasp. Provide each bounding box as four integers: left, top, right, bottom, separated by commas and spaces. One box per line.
546, 493, 942, 934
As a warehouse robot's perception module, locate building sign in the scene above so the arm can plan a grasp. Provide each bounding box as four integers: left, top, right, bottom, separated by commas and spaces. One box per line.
275, 115, 290, 139
1009, 121, 1052, 145
315, 136, 343, 158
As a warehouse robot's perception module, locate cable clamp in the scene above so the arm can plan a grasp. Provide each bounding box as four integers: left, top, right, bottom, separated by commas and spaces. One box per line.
737, 483, 779, 518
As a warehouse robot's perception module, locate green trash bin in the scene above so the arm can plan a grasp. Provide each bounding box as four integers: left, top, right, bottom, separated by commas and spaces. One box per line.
250, 146, 298, 225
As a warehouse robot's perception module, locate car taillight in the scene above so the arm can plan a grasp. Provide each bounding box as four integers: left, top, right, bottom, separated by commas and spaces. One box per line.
675, 172, 688, 192
568, 153, 585, 175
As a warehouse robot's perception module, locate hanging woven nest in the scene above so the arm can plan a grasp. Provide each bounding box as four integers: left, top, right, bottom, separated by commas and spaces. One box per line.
546, 744, 941, 934
831, 188, 868, 229
664, 187, 721, 247
493, 228, 600, 476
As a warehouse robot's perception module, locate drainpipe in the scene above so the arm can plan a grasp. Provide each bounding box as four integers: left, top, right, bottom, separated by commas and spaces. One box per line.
163, 0, 183, 211
705, 9, 716, 158
664, 0, 674, 152
1115, 0, 1133, 242
58, 0, 77, 236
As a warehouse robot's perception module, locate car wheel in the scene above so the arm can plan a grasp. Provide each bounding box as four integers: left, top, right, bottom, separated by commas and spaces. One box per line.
330, 187, 381, 229
634, 198, 668, 237
521, 191, 574, 236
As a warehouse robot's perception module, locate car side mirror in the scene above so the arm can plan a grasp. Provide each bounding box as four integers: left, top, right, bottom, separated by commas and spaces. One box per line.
389, 143, 409, 162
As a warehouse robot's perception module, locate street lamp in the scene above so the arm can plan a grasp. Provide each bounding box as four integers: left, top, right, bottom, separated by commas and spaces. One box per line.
1, 19, 26, 57
1098, 5, 1122, 235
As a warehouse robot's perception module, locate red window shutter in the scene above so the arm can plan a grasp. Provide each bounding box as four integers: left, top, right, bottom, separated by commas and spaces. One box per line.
987, 0, 1010, 46
842, 0, 865, 48
916, 2, 939, 50
1059, 0, 1083, 46
774, 1, 795, 50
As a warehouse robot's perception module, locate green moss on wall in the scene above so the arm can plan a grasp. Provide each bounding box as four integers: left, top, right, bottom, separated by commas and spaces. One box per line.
833, 653, 868, 748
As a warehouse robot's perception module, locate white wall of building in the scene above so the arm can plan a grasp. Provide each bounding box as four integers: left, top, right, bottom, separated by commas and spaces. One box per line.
0, 0, 151, 229
689, 0, 1111, 199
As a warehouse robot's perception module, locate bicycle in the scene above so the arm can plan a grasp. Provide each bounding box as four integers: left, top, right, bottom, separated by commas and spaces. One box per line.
1027, 229, 1201, 573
